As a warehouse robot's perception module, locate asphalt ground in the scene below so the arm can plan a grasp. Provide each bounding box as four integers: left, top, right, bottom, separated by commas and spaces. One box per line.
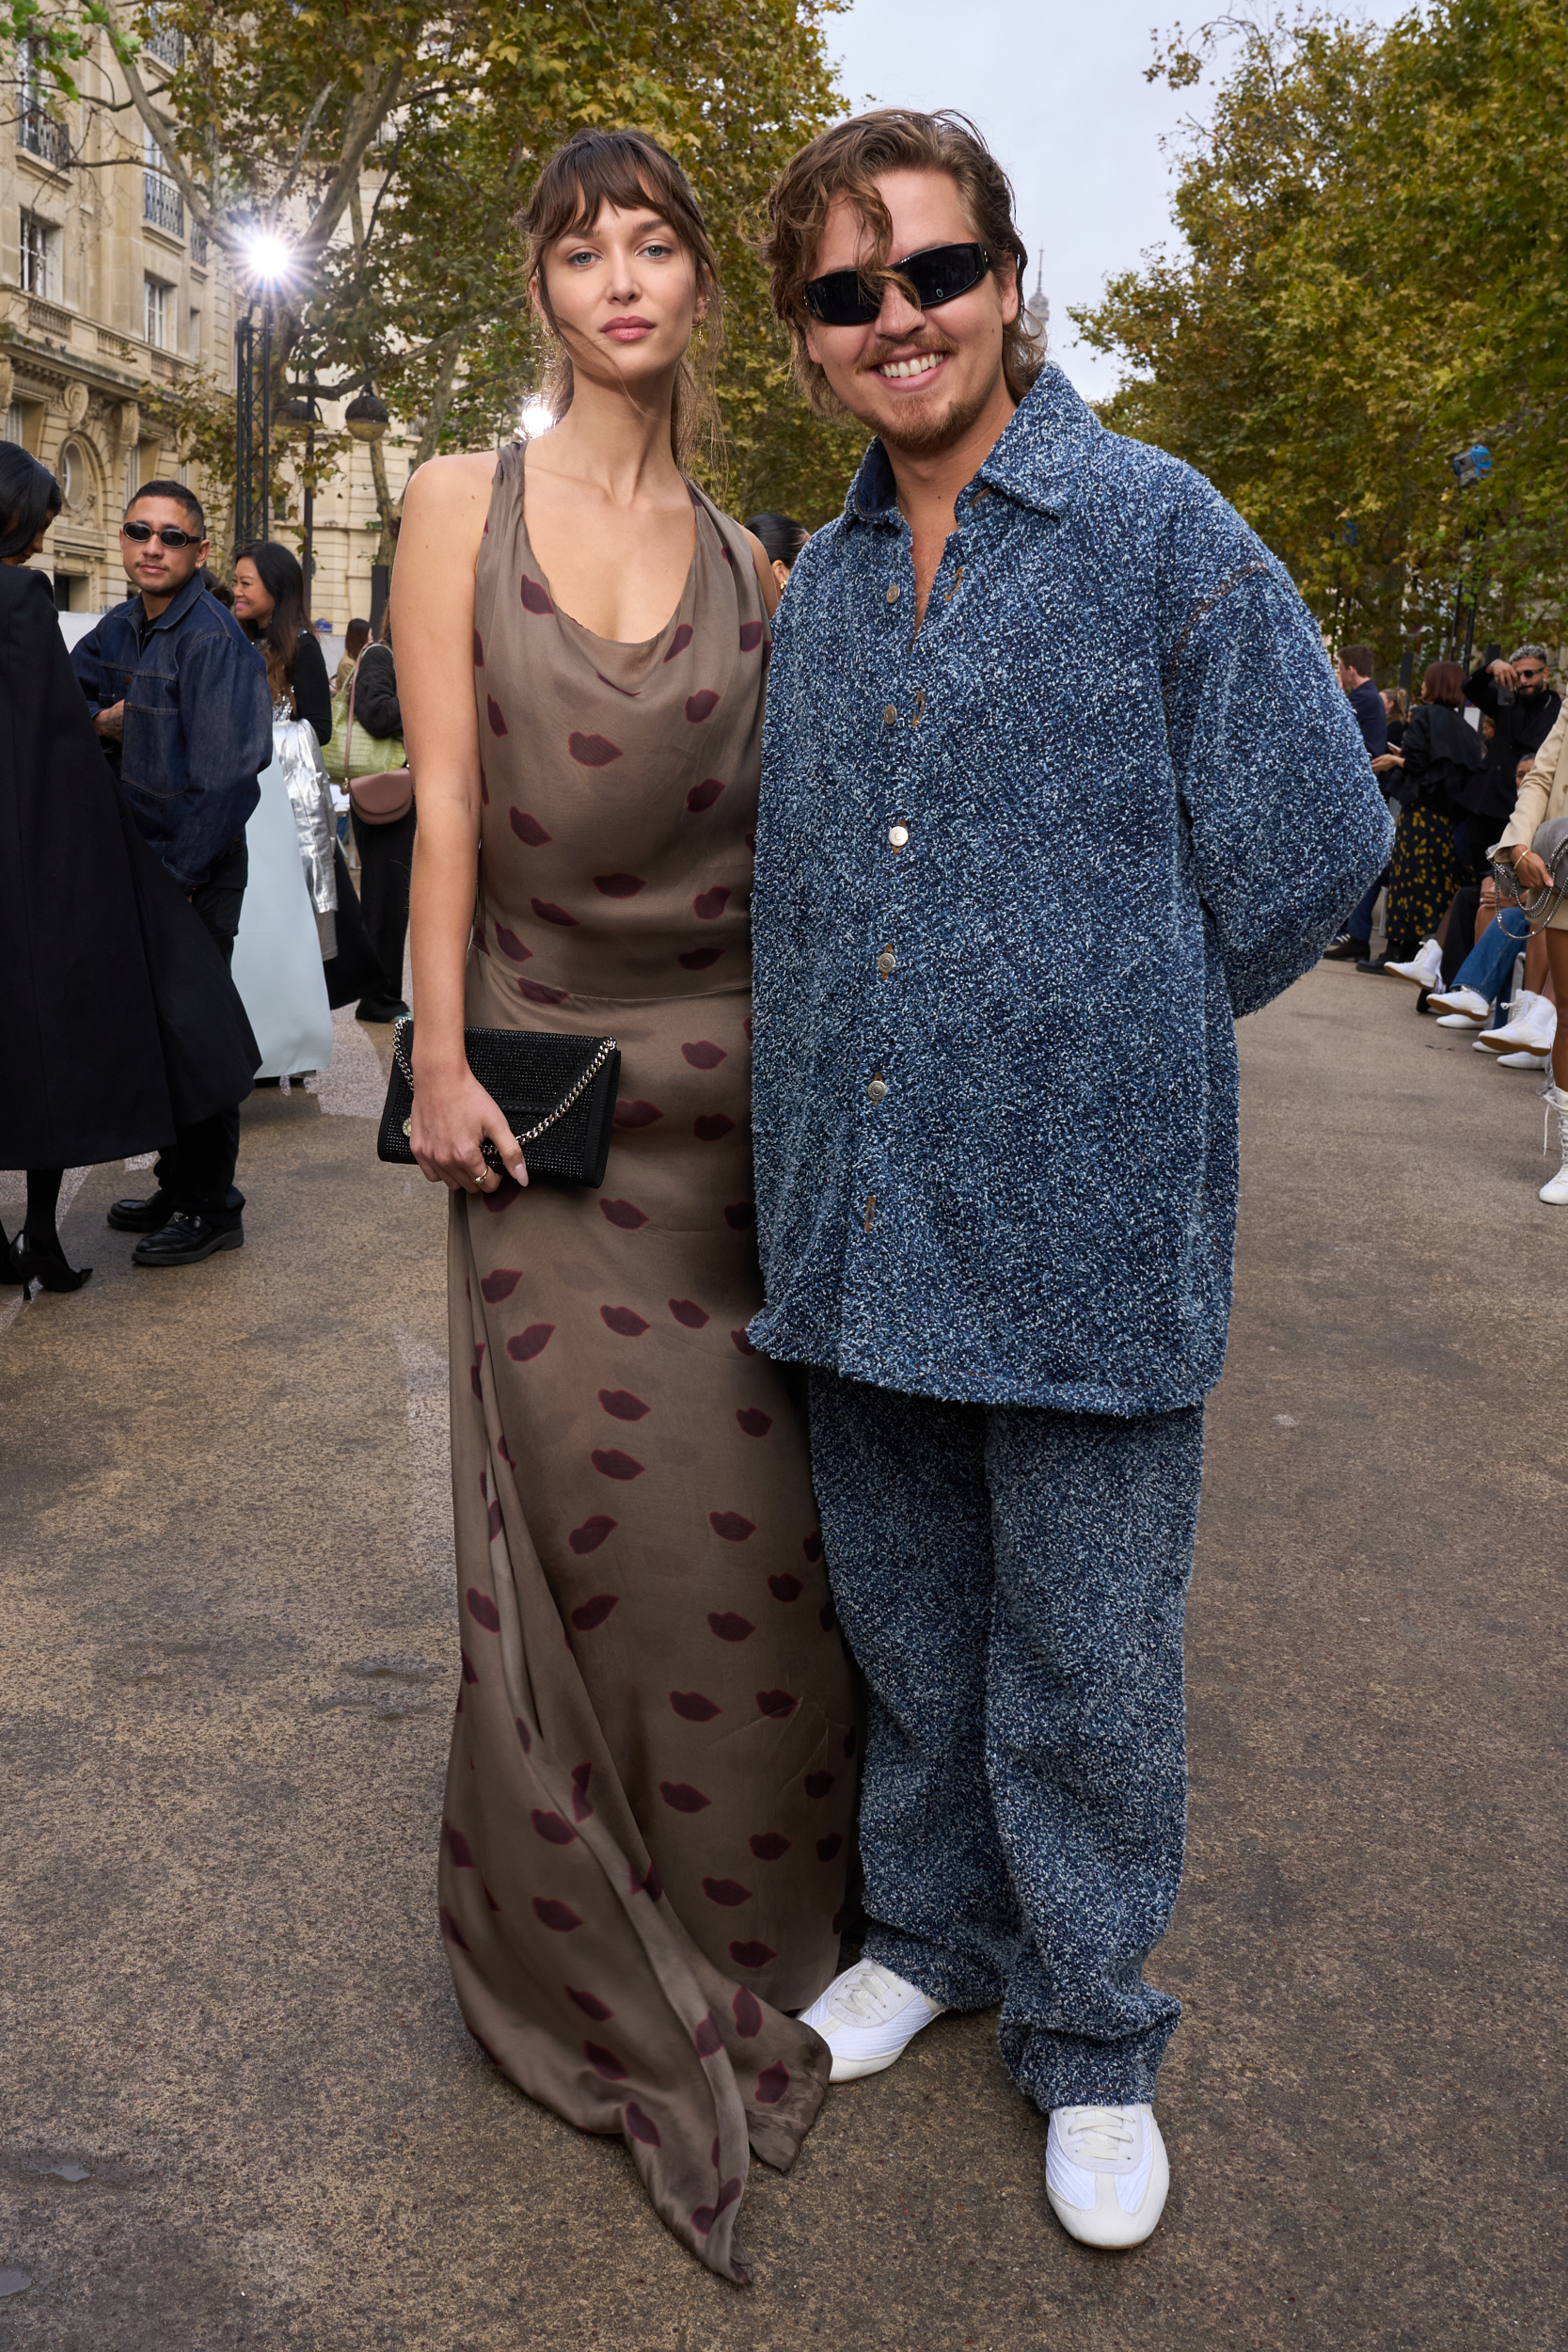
1, 964, 1562, 2352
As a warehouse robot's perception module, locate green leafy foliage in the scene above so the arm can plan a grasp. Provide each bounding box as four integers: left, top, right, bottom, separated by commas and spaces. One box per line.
1072, 2, 1568, 665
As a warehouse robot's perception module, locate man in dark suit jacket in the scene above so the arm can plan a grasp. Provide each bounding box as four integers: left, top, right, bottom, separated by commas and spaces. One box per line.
72, 481, 272, 1266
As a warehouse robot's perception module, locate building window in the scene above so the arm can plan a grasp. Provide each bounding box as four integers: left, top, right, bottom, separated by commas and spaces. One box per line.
20, 210, 61, 300
58, 441, 79, 504
146, 12, 185, 69
17, 40, 71, 168
190, 220, 208, 267
142, 124, 183, 236
188, 306, 201, 359
144, 276, 172, 348
124, 441, 144, 504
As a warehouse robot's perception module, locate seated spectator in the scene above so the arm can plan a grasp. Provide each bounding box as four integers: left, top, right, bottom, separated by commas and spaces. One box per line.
1492, 702, 1568, 1201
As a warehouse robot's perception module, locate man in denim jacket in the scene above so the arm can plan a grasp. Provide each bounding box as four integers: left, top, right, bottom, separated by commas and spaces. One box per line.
72, 481, 271, 1265
752, 112, 1391, 2246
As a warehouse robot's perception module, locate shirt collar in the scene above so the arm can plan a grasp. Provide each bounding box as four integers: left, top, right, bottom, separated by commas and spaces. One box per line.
843, 363, 1103, 532
135, 571, 207, 635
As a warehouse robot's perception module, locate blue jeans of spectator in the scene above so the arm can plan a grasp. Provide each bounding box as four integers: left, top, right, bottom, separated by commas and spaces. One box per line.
1452, 907, 1529, 1011
807, 1371, 1204, 2110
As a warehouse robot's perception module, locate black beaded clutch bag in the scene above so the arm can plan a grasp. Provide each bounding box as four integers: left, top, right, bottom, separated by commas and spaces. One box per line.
377, 1018, 621, 1187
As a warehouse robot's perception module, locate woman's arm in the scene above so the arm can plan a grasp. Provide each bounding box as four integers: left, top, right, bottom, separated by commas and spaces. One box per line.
396, 453, 527, 1195
293, 629, 334, 743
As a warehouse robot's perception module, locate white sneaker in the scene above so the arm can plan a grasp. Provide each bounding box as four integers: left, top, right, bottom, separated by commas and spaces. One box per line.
1497, 1049, 1551, 1071
1435, 1011, 1482, 1028
1386, 938, 1443, 988
1478, 992, 1557, 1054
1046, 2104, 1170, 2249
799, 1960, 944, 2082
1429, 986, 1492, 1021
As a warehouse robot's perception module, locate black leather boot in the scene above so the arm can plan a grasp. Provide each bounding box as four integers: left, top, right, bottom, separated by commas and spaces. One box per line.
131, 1210, 244, 1268
107, 1187, 176, 1232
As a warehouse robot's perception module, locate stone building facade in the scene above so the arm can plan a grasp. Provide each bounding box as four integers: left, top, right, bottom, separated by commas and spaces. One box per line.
3, 24, 409, 628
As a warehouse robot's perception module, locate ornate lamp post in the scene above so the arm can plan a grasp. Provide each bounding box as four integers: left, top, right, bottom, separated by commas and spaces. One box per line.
234, 231, 293, 556
343, 384, 392, 631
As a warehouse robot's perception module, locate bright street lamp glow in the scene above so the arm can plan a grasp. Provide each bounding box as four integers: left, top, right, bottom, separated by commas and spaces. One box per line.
519, 398, 553, 439
244, 231, 293, 284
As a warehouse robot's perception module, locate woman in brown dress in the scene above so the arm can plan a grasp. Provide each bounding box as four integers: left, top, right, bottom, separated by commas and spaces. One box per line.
392, 131, 855, 2280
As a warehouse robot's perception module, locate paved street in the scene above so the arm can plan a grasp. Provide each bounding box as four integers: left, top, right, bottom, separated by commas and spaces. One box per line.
1, 965, 1561, 2352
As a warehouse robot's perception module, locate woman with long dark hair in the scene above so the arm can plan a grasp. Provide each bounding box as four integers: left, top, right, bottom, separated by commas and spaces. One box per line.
0, 441, 258, 1288
232, 540, 393, 1017
393, 128, 855, 2276
342, 608, 415, 1018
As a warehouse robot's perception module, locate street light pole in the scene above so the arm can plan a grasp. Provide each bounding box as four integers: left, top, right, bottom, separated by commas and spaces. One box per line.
260, 287, 273, 542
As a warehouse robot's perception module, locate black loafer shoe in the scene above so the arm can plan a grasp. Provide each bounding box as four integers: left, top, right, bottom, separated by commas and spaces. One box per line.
108, 1187, 175, 1232
356, 998, 410, 1025
1322, 934, 1367, 962
131, 1212, 244, 1268
1354, 953, 1389, 974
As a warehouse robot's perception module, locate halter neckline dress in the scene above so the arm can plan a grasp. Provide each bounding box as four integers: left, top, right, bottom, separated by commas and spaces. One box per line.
436, 442, 856, 2280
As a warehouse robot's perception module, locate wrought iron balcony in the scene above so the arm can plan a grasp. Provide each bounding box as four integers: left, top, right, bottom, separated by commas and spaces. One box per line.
147, 23, 185, 67
190, 221, 208, 266
143, 171, 184, 236
18, 103, 71, 169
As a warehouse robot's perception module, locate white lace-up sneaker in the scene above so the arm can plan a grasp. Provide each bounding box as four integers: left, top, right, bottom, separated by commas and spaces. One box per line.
1429, 985, 1493, 1021
1386, 938, 1444, 988
798, 1959, 945, 2082
1497, 1048, 1552, 1071
1045, 2103, 1169, 2248
1478, 991, 1557, 1054
1435, 1010, 1483, 1028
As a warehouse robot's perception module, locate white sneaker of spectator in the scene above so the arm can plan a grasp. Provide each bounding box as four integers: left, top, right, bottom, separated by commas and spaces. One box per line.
1497, 1048, 1552, 1071
1435, 1011, 1483, 1028
1477, 991, 1557, 1055
1429, 985, 1492, 1021
1385, 938, 1443, 988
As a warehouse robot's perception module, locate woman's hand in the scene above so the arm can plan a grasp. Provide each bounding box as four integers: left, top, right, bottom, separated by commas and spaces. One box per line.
1370, 751, 1404, 774
410, 1063, 529, 1194
1512, 847, 1554, 895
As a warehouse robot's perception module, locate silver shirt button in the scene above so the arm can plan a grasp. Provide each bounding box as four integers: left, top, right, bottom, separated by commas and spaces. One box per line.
876, 948, 896, 977
888, 822, 909, 850
882, 703, 897, 725
885, 582, 901, 604
866, 1075, 887, 1104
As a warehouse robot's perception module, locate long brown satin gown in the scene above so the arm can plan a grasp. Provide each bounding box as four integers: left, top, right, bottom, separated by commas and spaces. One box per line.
436, 442, 856, 2280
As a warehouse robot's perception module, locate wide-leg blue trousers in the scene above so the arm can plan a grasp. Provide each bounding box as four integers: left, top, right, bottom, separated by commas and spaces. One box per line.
808, 1373, 1204, 2110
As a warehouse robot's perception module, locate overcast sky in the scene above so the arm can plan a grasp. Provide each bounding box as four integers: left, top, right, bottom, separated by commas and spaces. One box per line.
826, 0, 1404, 402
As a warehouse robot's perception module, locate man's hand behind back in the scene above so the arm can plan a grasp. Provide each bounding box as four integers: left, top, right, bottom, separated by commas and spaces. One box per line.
93, 700, 125, 742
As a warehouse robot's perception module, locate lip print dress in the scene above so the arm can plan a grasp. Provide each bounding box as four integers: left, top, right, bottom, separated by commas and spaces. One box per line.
436, 441, 858, 2281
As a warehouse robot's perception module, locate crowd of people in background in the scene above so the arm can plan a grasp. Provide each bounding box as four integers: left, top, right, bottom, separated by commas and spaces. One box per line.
1324, 639, 1568, 1204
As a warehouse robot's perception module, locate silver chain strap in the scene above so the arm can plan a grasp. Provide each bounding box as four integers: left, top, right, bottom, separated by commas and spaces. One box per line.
393, 1020, 617, 1145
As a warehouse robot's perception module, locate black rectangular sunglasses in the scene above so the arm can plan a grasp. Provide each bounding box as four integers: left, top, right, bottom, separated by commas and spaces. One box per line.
803, 241, 991, 328
122, 519, 203, 547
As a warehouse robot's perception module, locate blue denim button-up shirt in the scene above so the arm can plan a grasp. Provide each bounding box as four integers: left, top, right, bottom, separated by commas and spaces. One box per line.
748, 367, 1391, 1415
71, 574, 272, 891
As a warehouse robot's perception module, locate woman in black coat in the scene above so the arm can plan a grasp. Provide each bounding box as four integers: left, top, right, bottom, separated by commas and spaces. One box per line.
1381, 660, 1486, 967
344, 613, 414, 1021
232, 540, 392, 1014
0, 444, 259, 1290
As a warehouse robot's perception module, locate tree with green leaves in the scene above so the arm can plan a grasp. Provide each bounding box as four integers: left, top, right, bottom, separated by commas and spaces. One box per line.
5, 0, 864, 560
1072, 1, 1568, 666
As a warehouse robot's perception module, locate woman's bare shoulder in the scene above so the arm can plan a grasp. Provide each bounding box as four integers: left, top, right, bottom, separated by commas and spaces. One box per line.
403, 451, 497, 525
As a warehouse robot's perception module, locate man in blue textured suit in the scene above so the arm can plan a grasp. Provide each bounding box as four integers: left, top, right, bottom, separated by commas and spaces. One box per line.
751, 109, 1391, 2246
